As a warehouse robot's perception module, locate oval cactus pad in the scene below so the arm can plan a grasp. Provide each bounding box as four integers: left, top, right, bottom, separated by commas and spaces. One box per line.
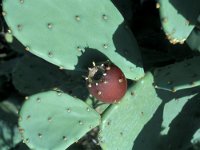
3, 0, 144, 80
18, 91, 100, 150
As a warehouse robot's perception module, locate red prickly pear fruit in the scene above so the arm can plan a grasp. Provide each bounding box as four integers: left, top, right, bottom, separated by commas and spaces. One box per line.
86, 61, 127, 103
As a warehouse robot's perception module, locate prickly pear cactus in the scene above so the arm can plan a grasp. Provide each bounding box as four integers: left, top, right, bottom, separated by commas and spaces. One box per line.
154, 56, 200, 92
158, 93, 200, 150
2, 0, 144, 80
99, 73, 162, 150
132, 87, 200, 150
1, 0, 200, 149
161, 95, 195, 136
18, 91, 100, 150
158, 0, 200, 44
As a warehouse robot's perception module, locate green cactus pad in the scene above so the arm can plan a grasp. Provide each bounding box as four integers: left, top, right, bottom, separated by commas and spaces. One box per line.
132, 87, 200, 150
154, 56, 200, 92
3, 0, 144, 80
132, 88, 200, 150
18, 91, 101, 150
99, 72, 162, 150
187, 28, 200, 52
158, 0, 197, 44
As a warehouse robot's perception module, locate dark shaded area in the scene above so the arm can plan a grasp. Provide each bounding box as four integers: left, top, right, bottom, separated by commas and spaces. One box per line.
133, 1, 163, 68
113, 22, 143, 68
169, 0, 200, 25
130, 0, 174, 71
0, 103, 19, 149
131, 0, 167, 51
11, 53, 90, 100
130, 0, 199, 71
10, 142, 30, 150
0, 15, 23, 102
111, 0, 133, 21
76, 127, 102, 150
0, 75, 16, 101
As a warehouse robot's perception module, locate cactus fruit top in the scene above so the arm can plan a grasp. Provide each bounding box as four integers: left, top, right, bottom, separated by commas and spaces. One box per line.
86, 61, 127, 103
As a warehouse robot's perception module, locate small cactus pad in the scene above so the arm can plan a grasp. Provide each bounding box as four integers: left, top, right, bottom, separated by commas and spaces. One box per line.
187, 28, 200, 52
158, 0, 195, 44
18, 91, 100, 150
99, 72, 162, 150
3, 0, 144, 80
154, 56, 200, 92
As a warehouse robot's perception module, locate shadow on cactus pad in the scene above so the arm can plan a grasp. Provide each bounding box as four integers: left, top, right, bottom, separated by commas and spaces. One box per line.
132, 86, 200, 150
113, 22, 143, 69
169, 0, 200, 25
158, 93, 200, 150
75, 48, 109, 71
12, 53, 89, 100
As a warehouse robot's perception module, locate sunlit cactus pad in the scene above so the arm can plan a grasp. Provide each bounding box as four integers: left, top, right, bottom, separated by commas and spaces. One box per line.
18, 91, 100, 150
99, 73, 162, 150
3, 0, 144, 80
158, 0, 196, 44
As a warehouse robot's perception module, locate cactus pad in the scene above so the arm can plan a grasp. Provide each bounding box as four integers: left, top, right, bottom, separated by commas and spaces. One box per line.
18, 91, 100, 150
158, 0, 195, 44
3, 0, 144, 80
154, 56, 200, 92
99, 72, 162, 150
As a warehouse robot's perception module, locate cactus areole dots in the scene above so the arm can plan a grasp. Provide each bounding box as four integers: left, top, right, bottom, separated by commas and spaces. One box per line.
86, 61, 127, 103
